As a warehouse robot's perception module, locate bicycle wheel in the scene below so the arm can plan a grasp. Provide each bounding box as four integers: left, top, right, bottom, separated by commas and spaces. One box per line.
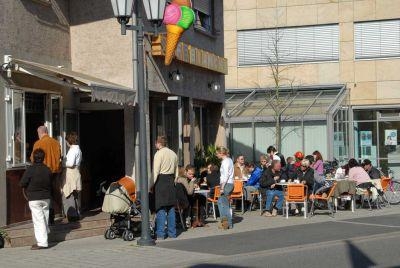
385, 181, 400, 205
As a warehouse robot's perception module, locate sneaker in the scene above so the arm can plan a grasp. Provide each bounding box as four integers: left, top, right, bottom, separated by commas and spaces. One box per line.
271, 209, 277, 217
219, 217, 229, 230
264, 211, 273, 217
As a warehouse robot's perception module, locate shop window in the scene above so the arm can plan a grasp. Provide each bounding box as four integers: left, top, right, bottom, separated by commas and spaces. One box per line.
5, 89, 62, 168
193, 0, 212, 33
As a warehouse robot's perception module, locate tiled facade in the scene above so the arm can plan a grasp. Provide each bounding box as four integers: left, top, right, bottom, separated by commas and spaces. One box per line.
224, 0, 400, 106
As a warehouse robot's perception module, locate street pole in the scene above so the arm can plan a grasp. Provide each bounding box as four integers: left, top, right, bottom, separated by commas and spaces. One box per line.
135, 3, 155, 246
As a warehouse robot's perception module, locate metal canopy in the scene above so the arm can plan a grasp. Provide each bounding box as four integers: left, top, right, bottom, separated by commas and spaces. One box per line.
225, 85, 347, 122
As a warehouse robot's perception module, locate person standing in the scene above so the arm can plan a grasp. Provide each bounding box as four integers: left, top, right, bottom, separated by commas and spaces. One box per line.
31, 126, 61, 224
267, 146, 286, 168
216, 146, 234, 229
152, 136, 178, 240
61, 132, 82, 222
20, 149, 52, 250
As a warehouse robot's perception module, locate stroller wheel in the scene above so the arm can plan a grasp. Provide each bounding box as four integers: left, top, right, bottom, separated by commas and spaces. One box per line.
105, 229, 116, 240
122, 230, 134, 241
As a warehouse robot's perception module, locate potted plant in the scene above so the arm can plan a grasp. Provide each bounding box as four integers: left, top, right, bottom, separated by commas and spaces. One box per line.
194, 144, 221, 173
0, 228, 10, 248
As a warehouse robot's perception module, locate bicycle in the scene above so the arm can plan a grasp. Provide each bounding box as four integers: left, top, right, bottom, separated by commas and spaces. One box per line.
383, 168, 400, 205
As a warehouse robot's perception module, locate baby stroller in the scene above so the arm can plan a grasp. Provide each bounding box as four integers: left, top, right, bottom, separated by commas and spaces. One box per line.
102, 176, 154, 241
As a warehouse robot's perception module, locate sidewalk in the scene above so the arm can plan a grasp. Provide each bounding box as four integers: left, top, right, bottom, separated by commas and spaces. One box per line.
1, 205, 399, 268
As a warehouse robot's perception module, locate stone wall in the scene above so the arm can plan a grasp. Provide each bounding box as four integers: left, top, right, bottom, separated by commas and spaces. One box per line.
224, 0, 400, 106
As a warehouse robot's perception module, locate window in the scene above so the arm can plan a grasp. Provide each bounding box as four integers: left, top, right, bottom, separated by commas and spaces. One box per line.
237, 24, 340, 66
355, 20, 400, 60
193, 0, 212, 33
5, 88, 62, 168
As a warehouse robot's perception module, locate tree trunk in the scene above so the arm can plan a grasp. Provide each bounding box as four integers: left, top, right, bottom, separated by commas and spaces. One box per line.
275, 114, 281, 152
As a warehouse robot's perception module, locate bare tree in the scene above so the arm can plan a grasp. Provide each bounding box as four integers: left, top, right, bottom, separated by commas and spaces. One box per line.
263, 27, 298, 152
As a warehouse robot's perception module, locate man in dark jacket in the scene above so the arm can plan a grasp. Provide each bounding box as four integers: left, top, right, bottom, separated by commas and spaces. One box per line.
362, 159, 381, 179
20, 148, 52, 250
259, 160, 287, 216
294, 159, 315, 193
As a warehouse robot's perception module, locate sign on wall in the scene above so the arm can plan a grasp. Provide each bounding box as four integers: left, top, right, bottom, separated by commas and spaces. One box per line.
385, 129, 397, 146
360, 131, 372, 146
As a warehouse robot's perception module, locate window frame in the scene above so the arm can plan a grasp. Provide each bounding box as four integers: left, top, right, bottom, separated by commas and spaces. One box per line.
354, 19, 400, 61
5, 86, 63, 169
237, 24, 340, 66
193, 0, 214, 35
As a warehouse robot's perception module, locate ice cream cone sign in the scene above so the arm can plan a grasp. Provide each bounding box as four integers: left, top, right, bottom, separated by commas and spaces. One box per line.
163, 1, 195, 65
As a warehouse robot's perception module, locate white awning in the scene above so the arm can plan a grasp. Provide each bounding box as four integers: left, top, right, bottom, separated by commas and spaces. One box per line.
12, 59, 135, 106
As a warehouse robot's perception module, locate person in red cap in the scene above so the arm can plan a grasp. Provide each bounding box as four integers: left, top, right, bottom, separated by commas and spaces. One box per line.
293, 151, 304, 169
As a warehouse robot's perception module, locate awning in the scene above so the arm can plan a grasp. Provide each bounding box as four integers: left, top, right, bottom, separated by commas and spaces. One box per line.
225, 85, 348, 123
11, 59, 135, 106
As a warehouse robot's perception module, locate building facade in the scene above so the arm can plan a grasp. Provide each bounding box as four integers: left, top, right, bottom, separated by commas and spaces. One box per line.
224, 0, 400, 176
1, 0, 226, 226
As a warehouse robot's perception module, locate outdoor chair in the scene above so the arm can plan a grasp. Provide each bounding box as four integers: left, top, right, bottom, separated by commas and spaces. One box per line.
207, 186, 220, 220
284, 184, 308, 219
249, 190, 262, 214
309, 182, 337, 217
380, 177, 391, 207
334, 193, 355, 213
230, 180, 245, 214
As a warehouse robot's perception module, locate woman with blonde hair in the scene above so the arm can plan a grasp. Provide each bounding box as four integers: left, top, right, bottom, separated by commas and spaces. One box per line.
216, 146, 234, 229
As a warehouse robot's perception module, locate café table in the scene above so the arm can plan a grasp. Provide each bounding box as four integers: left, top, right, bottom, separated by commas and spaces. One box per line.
191, 189, 210, 228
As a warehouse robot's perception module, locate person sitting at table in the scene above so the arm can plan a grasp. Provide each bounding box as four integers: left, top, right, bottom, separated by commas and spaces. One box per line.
234, 154, 248, 180
205, 163, 220, 197
294, 159, 314, 193
348, 158, 378, 201
259, 155, 269, 170
311, 151, 324, 176
244, 163, 263, 208
361, 159, 384, 195
175, 165, 196, 227
259, 160, 287, 217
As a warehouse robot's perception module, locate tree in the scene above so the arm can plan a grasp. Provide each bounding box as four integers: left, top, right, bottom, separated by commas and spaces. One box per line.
263, 27, 299, 152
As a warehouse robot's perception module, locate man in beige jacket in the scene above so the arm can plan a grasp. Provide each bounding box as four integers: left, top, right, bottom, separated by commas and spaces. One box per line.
152, 136, 178, 240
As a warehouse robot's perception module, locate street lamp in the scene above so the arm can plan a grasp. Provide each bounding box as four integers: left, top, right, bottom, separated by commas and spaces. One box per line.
111, 0, 166, 246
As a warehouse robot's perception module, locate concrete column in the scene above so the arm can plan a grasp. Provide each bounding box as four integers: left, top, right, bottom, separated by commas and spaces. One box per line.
0, 78, 7, 226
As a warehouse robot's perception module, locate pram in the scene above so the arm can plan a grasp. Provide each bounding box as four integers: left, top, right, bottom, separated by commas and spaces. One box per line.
102, 176, 154, 241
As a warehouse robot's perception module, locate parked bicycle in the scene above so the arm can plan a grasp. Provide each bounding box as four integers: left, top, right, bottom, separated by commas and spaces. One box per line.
383, 168, 400, 205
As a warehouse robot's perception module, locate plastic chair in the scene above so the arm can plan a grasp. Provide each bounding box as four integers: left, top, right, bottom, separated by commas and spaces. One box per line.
380, 177, 391, 207
207, 186, 220, 220
309, 182, 337, 217
230, 180, 245, 214
284, 184, 308, 219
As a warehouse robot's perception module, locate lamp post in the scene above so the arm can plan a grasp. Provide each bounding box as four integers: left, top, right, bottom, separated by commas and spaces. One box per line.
111, 0, 166, 246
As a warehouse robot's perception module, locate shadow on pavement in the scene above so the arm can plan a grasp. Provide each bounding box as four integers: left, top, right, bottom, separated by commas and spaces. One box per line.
346, 240, 375, 267
189, 264, 245, 268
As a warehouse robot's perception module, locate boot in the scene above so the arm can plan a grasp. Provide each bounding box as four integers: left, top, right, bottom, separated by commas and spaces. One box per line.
219, 217, 229, 230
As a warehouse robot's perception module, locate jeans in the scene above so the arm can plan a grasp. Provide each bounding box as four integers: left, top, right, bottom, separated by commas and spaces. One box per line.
156, 206, 176, 239
265, 189, 284, 211
29, 199, 50, 247
217, 183, 234, 228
